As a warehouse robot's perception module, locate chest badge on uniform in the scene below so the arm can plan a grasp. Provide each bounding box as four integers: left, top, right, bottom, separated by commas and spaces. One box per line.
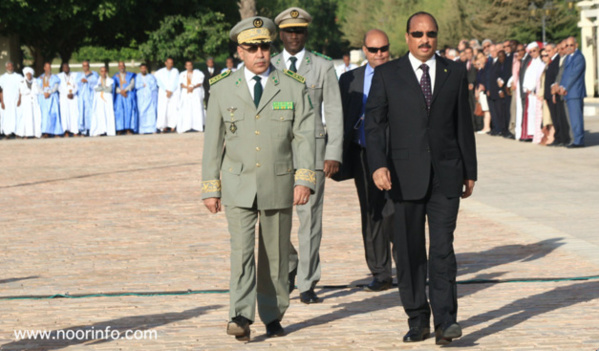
272, 101, 294, 110
227, 107, 238, 134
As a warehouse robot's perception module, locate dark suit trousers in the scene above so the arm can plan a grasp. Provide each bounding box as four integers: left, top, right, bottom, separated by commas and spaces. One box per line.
392, 171, 459, 330
554, 97, 571, 144
350, 143, 393, 281
488, 98, 500, 134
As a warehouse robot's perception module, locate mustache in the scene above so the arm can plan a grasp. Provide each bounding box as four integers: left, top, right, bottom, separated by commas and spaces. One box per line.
419, 44, 432, 49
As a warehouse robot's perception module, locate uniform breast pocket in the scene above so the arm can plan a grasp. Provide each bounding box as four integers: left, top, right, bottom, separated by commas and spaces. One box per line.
223, 113, 245, 138
271, 112, 294, 138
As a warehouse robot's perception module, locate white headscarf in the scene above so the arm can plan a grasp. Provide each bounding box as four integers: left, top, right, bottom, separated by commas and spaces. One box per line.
526, 42, 539, 51
23, 67, 35, 80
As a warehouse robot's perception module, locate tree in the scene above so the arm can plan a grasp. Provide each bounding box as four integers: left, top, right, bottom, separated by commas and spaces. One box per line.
139, 12, 229, 70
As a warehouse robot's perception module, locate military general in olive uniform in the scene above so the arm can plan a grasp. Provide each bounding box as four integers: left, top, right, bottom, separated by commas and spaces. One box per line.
271, 7, 343, 304
202, 16, 316, 341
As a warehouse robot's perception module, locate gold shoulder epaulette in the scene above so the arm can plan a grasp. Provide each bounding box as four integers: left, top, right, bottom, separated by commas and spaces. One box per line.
209, 70, 231, 85
312, 51, 332, 61
283, 69, 306, 84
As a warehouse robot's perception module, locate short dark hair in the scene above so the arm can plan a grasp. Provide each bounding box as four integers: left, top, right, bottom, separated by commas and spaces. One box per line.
406, 11, 438, 33
139, 63, 147, 68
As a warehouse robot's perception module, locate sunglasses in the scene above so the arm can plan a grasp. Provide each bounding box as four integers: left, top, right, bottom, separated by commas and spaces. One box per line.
282, 28, 307, 34
239, 43, 271, 53
541, 54, 548, 57
365, 45, 389, 53
410, 31, 437, 38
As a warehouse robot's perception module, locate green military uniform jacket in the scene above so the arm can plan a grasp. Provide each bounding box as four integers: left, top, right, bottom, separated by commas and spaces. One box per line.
271, 51, 343, 170
202, 66, 316, 210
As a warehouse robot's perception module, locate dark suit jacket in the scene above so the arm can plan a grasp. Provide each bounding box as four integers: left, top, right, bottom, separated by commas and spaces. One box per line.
333, 65, 366, 181
489, 60, 510, 100
544, 56, 560, 101
365, 54, 477, 201
202, 65, 220, 103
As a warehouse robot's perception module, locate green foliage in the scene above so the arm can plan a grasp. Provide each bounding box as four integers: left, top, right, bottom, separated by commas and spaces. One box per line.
72, 46, 142, 63
139, 12, 229, 69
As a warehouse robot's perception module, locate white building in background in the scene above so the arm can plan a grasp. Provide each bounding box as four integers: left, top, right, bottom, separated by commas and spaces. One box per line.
578, 1, 599, 97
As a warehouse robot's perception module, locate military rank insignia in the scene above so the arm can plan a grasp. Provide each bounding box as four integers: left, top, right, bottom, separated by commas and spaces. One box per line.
209, 70, 231, 85
272, 101, 294, 110
283, 69, 306, 84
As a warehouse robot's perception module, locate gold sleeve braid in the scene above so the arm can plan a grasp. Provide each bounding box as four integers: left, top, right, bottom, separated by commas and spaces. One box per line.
202, 180, 222, 193
294, 169, 316, 185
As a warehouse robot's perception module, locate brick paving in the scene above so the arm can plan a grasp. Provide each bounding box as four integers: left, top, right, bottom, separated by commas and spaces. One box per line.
1, 120, 598, 350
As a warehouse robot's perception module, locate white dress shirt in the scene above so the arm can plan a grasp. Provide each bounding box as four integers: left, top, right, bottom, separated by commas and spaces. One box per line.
244, 67, 270, 100
408, 53, 437, 95
283, 48, 306, 71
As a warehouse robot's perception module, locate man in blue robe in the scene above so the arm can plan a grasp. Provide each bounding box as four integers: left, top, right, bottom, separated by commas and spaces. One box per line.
135, 63, 158, 134
38, 62, 62, 137
112, 61, 138, 134
77, 60, 99, 135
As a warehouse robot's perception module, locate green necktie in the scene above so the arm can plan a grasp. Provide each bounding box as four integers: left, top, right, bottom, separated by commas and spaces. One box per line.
289, 56, 298, 73
253, 75, 262, 108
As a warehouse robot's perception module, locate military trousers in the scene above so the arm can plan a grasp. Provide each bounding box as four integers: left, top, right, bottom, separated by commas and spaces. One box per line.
225, 204, 292, 324
290, 170, 325, 292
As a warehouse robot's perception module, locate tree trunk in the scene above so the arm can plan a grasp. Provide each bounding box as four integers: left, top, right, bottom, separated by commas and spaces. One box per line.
238, 0, 256, 19
59, 50, 73, 72
30, 46, 45, 76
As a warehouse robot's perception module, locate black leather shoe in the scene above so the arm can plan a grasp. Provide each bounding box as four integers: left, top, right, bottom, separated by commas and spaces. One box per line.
265, 320, 285, 337
299, 288, 322, 304
435, 323, 462, 345
288, 268, 297, 294
567, 143, 585, 148
503, 132, 515, 139
364, 278, 392, 292
227, 316, 252, 341
403, 326, 430, 342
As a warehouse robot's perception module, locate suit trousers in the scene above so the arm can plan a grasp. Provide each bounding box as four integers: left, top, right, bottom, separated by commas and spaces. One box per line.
392, 172, 460, 330
290, 170, 325, 292
490, 98, 509, 134
488, 98, 499, 133
350, 143, 393, 282
554, 96, 571, 144
566, 98, 584, 145
226, 204, 292, 324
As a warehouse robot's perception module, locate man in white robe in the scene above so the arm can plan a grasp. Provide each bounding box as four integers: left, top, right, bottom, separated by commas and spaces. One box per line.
154, 58, 180, 132
0, 61, 23, 138
57, 63, 80, 136
522, 42, 545, 141
335, 54, 357, 79
90, 66, 116, 137
16, 67, 42, 138
177, 60, 205, 133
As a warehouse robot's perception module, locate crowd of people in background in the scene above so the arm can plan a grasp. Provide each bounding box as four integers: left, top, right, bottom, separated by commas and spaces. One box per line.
434, 36, 586, 148
0, 57, 215, 139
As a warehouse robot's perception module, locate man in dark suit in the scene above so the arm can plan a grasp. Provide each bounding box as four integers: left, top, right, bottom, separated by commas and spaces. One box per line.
489, 50, 511, 136
544, 43, 566, 146
463, 47, 479, 131
334, 29, 393, 292
202, 56, 220, 107
365, 12, 477, 345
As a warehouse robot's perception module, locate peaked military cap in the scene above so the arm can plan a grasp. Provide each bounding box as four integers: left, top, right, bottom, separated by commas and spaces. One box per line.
274, 7, 312, 28
230, 16, 277, 44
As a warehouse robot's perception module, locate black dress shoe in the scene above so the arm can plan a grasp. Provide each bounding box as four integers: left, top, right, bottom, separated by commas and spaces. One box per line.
503, 132, 515, 139
299, 288, 322, 304
227, 316, 252, 341
403, 326, 430, 342
547, 141, 561, 147
489, 130, 500, 136
567, 143, 585, 148
288, 268, 297, 294
265, 320, 285, 337
364, 278, 392, 292
435, 323, 462, 345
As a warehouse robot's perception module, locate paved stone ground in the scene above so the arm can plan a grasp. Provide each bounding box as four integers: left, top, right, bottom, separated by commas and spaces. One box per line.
1, 115, 598, 350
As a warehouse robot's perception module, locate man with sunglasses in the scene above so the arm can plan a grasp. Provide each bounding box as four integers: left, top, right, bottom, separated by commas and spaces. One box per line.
272, 7, 343, 305
202, 16, 316, 341
558, 37, 586, 148
365, 12, 477, 345
334, 29, 394, 293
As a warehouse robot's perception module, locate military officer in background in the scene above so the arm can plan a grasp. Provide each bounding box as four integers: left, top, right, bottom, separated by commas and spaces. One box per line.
202, 16, 316, 341
271, 7, 343, 305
